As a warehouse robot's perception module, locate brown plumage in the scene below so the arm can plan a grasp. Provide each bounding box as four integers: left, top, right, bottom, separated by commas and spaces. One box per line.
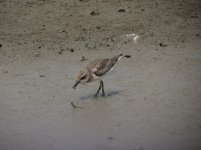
73, 54, 123, 97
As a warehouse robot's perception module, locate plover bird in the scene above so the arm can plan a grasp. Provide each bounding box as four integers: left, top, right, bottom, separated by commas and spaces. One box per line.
73, 53, 124, 97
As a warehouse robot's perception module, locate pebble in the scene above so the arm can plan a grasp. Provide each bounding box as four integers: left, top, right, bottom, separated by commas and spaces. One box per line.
159, 43, 167, 47
125, 55, 131, 58
118, 9, 126, 12
39, 75, 45, 77
90, 11, 99, 16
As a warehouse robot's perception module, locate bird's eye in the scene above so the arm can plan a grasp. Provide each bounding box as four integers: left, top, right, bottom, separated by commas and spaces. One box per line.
81, 75, 86, 80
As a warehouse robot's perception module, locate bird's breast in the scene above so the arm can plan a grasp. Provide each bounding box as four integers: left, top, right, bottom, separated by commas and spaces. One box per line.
92, 73, 99, 80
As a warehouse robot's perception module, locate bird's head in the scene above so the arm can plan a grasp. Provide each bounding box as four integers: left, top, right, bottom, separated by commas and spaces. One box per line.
72, 69, 89, 89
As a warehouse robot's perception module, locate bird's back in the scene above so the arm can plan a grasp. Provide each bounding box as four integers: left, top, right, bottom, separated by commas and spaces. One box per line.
87, 54, 123, 77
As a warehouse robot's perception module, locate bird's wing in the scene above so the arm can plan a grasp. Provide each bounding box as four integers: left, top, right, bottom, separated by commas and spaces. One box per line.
88, 59, 110, 76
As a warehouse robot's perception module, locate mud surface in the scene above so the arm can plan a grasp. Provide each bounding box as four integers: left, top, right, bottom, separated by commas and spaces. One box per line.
0, 0, 201, 150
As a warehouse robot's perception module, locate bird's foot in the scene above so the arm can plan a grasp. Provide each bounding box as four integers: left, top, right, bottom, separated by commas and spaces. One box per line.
93, 94, 98, 98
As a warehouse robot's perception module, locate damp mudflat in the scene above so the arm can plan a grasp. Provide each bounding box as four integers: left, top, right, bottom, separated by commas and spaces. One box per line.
1, 49, 201, 150
0, 0, 201, 150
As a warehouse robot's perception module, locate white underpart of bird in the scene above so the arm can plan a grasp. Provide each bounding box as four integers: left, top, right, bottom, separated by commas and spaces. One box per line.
92, 54, 123, 80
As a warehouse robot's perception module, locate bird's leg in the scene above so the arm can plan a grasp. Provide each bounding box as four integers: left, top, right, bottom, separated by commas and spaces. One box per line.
100, 80, 105, 96
94, 80, 102, 97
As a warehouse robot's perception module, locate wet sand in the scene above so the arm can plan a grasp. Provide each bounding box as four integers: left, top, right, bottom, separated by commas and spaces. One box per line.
0, 0, 201, 150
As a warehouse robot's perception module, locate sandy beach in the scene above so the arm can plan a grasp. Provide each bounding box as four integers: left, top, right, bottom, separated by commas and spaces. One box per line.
0, 0, 201, 150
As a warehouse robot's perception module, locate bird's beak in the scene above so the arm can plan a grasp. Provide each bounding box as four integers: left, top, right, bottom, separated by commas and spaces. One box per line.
72, 80, 80, 89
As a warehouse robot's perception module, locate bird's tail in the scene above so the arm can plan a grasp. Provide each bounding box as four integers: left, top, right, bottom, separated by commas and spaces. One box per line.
112, 53, 123, 62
